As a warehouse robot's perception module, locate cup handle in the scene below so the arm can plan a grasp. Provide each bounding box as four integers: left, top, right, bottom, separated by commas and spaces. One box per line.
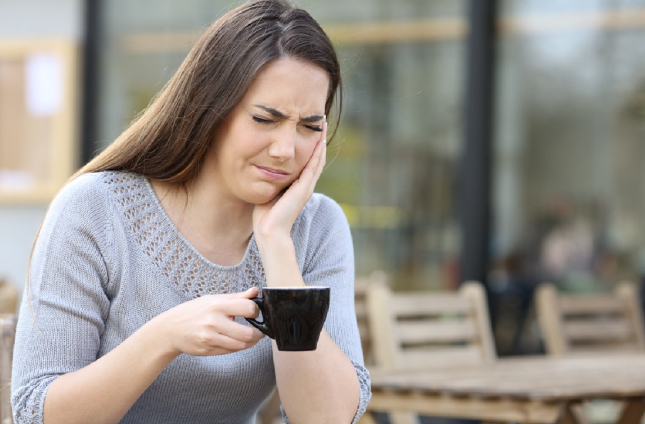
245, 297, 274, 339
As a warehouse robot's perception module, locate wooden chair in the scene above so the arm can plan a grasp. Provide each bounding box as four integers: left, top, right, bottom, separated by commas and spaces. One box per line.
536, 282, 645, 356
355, 272, 387, 424
355, 271, 388, 367
0, 279, 18, 315
365, 281, 496, 424
536, 282, 645, 424
0, 278, 17, 423
0, 314, 16, 424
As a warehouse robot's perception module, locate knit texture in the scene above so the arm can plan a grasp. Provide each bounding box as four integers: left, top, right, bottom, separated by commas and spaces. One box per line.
12, 171, 371, 424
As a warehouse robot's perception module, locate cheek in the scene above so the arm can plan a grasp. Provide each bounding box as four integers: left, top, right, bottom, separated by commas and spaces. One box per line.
296, 141, 317, 168
228, 127, 266, 158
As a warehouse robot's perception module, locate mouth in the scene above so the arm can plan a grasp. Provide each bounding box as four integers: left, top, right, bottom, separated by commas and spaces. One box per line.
255, 165, 291, 181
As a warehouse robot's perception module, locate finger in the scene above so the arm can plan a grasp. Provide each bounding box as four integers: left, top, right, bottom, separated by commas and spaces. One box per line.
320, 114, 328, 145
313, 117, 327, 171
220, 287, 258, 300
311, 128, 327, 186
297, 129, 326, 186
282, 117, 326, 194
212, 318, 264, 344
195, 330, 262, 355
214, 297, 260, 318
303, 121, 327, 193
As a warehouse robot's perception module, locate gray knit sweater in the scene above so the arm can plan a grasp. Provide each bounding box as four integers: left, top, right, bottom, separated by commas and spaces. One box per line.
12, 171, 371, 424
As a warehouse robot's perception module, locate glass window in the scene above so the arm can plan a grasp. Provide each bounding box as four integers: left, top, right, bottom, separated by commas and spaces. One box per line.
492, 0, 645, 354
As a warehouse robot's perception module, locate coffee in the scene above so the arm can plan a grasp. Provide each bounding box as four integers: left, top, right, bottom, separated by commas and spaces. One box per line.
245, 287, 330, 351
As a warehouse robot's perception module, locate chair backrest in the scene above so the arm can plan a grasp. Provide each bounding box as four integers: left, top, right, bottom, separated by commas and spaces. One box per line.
0, 279, 18, 315
536, 282, 645, 356
354, 271, 387, 366
366, 281, 496, 370
0, 314, 15, 424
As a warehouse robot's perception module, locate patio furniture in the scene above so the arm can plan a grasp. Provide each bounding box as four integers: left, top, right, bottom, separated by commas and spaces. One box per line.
355, 271, 388, 367
354, 272, 388, 424
535, 282, 645, 424
536, 282, 645, 356
0, 314, 16, 424
367, 280, 495, 370
368, 353, 645, 424
365, 281, 495, 424
0, 279, 17, 315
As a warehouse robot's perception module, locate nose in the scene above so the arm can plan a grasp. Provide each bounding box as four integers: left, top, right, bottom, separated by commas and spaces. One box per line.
267, 127, 297, 161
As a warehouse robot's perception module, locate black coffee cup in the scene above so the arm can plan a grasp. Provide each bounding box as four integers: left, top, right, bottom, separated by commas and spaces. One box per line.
245, 287, 330, 351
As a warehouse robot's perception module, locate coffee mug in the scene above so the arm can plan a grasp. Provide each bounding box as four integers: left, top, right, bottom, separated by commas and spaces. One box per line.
245, 286, 330, 351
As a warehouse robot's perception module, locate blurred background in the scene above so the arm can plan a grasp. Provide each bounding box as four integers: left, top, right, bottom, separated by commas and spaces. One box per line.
1, 0, 644, 357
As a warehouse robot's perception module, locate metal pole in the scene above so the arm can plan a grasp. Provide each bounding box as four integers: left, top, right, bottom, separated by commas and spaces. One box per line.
459, 0, 497, 286
81, 0, 102, 165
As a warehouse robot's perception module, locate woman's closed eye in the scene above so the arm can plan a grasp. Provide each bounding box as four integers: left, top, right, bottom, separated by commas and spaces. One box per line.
253, 116, 275, 124
254, 115, 322, 133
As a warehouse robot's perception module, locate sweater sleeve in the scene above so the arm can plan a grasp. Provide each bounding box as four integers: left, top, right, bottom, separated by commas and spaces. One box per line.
284, 194, 371, 423
11, 174, 113, 424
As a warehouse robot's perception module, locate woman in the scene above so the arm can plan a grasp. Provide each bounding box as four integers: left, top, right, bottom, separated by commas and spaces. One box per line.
11, 1, 371, 423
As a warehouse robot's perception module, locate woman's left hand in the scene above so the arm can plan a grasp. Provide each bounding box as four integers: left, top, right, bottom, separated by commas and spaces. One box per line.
253, 119, 327, 240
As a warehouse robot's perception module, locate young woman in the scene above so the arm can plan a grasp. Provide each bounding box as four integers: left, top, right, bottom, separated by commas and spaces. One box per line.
11, 1, 371, 423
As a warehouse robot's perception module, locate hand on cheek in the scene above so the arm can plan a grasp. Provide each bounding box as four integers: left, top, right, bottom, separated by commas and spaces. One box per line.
252, 117, 327, 242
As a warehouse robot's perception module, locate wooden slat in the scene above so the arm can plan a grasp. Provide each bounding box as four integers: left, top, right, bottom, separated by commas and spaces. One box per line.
616, 282, 645, 351
460, 282, 497, 362
537, 284, 569, 355
397, 345, 483, 369
391, 294, 471, 317
397, 320, 477, 344
355, 271, 388, 367
559, 296, 624, 315
569, 344, 641, 355
370, 355, 645, 401
368, 390, 561, 424
368, 283, 398, 368
564, 320, 634, 341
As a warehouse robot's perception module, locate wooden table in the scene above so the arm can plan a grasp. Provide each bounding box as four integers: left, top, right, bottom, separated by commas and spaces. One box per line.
366, 354, 645, 424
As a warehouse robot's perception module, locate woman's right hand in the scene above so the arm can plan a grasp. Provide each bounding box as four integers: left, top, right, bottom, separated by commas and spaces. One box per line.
149, 287, 265, 357
40, 287, 264, 424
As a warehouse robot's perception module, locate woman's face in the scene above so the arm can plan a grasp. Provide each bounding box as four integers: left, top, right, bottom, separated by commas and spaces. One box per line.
207, 57, 330, 205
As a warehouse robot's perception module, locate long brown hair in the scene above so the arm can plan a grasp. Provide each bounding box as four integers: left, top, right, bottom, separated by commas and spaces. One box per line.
76, 0, 342, 184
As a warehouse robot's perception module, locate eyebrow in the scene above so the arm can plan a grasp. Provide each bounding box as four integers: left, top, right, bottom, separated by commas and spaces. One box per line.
254, 105, 324, 123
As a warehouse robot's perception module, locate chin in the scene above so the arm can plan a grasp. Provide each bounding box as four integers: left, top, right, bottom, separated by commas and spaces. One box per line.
238, 181, 290, 205
243, 189, 283, 205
